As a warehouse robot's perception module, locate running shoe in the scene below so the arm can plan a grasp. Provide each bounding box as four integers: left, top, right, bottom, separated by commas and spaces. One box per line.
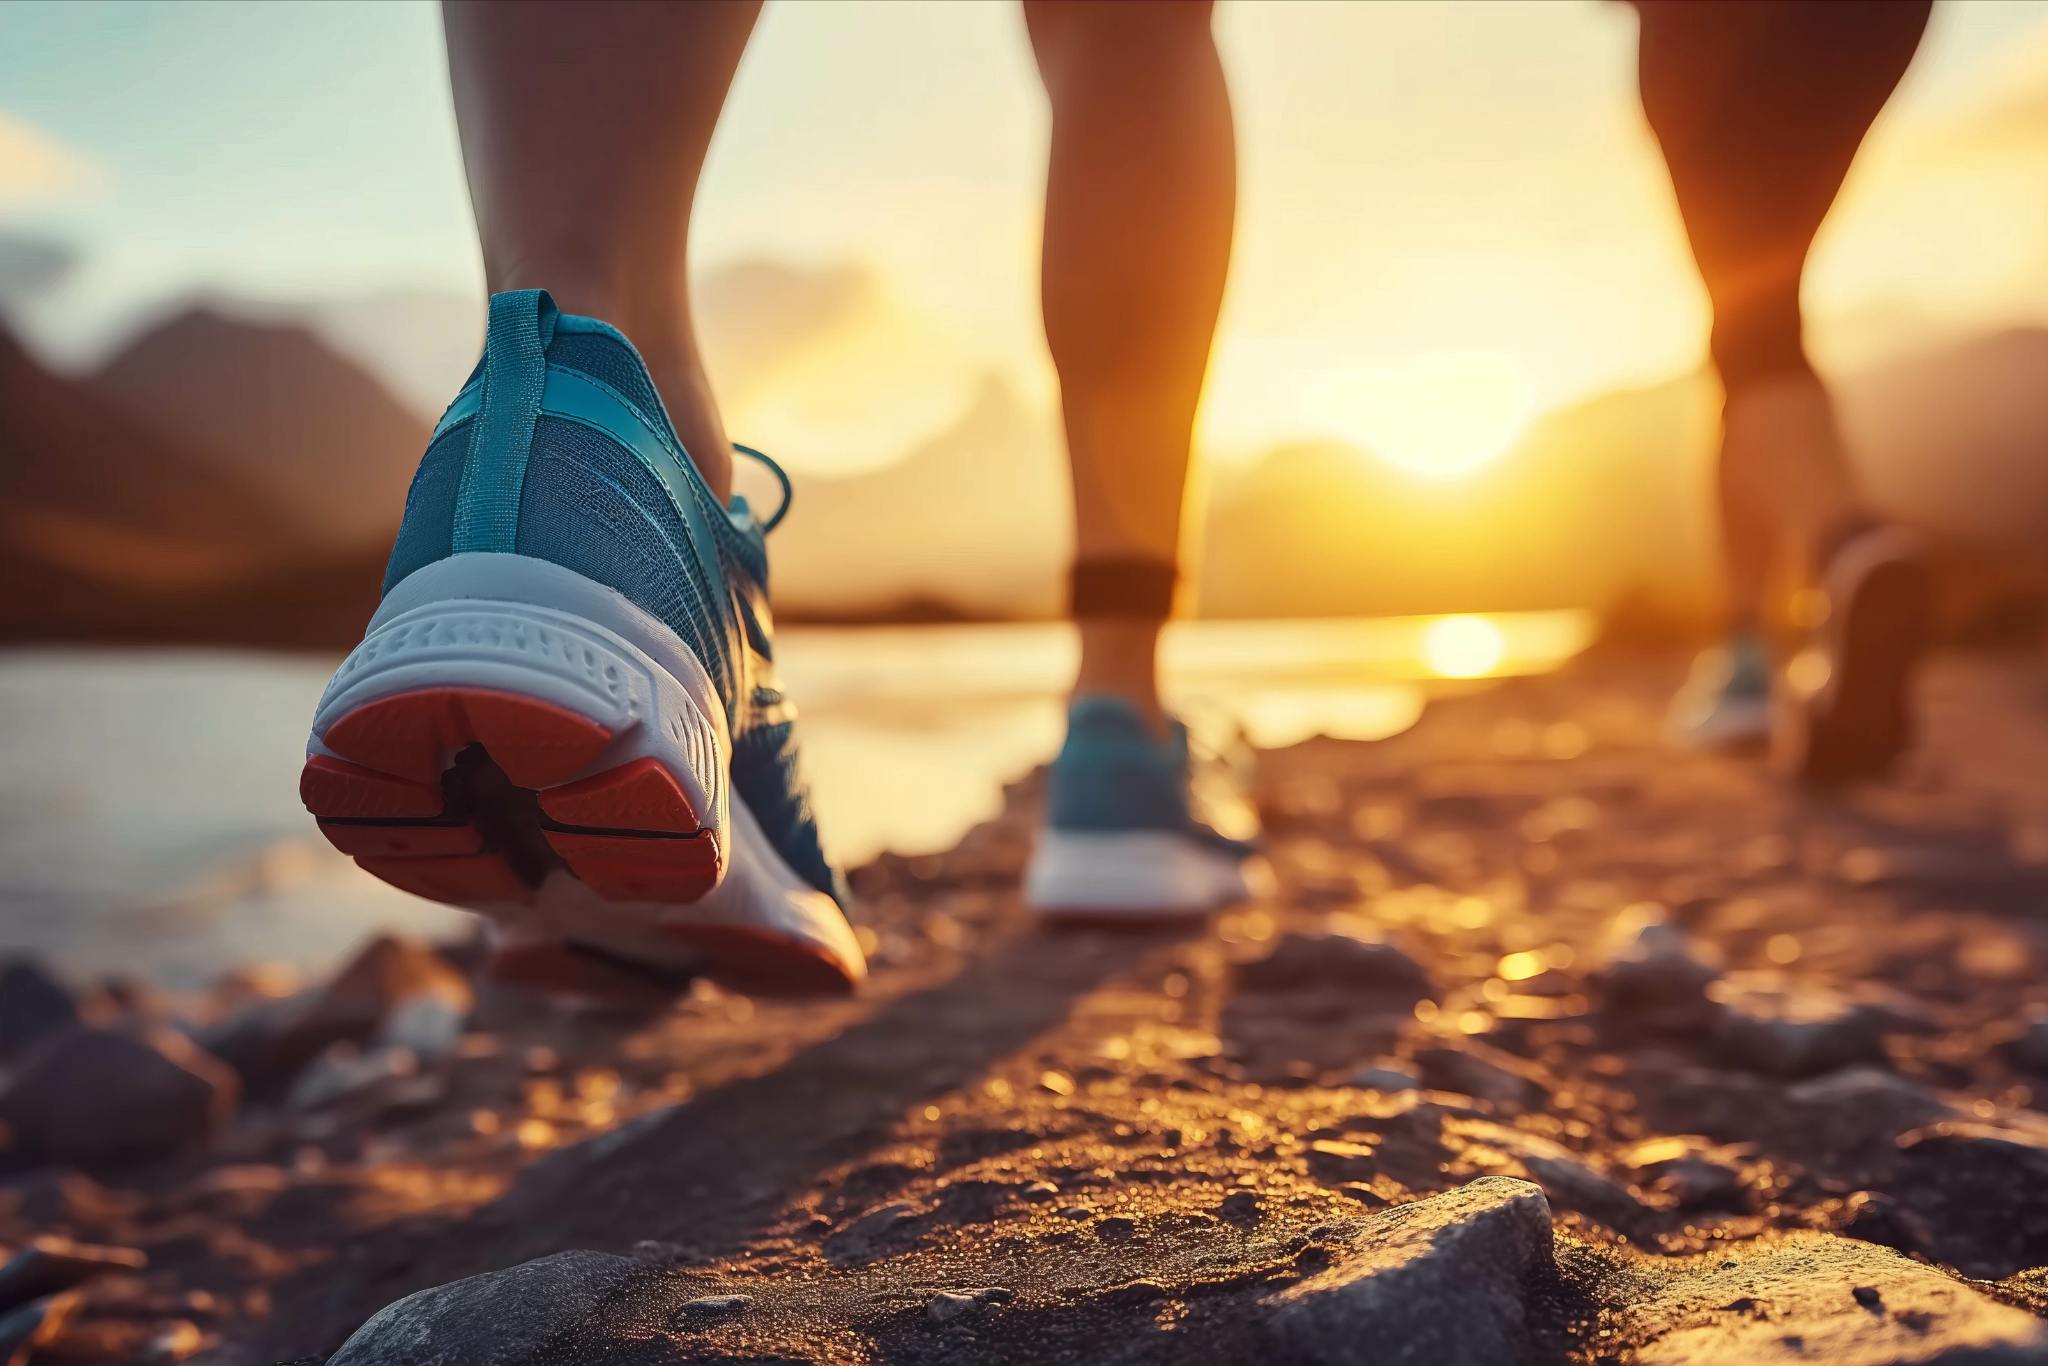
1666, 630, 1772, 752
1025, 694, 1269, 922
1774, 523, 1930, 785
300, 289, 864, 997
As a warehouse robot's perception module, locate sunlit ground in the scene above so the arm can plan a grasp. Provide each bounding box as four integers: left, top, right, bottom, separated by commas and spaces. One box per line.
0, 610, 1594, 987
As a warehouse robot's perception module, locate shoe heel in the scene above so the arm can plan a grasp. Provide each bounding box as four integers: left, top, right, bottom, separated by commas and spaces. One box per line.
303, 577, 729, 910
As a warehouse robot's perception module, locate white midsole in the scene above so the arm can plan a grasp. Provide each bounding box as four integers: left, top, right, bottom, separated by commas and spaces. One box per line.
479, 795, 865, 982
310, 553, 730, 849
1025, 829, 1269, 916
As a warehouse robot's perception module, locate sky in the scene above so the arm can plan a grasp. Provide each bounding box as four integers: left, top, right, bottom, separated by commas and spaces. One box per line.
5, 0, 2048, 478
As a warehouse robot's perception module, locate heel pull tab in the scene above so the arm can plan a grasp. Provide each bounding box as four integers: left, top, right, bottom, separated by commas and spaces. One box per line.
454, 289, 560, 553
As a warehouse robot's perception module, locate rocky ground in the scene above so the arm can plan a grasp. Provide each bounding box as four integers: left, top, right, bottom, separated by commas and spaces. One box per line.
10, 648, 2048, 1363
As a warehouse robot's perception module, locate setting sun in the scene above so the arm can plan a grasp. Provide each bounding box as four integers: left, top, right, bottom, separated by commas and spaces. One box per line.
1423, 614, 1508, 678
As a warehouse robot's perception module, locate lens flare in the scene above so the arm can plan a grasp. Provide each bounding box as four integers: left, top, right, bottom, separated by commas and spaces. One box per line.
1423, 615, 1506, 678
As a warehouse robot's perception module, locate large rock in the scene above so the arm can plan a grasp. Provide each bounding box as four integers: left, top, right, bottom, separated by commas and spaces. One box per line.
0, 959, 76, 1059
1615, 1232, 2048, 1364
1235, 934, 1433, 1003
0, 1026, 237, 1168
1267, 1177, 1555, 1365
327, 1250, 682, 1366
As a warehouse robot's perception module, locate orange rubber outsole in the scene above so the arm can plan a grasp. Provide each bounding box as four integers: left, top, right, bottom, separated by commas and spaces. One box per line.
303, 687, 718, 907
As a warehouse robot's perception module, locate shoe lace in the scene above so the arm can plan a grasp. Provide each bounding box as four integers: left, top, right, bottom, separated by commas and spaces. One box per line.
734, 444, 793, 533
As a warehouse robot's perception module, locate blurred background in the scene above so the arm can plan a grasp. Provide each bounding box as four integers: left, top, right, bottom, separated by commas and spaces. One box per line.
6, 0, 2048, 989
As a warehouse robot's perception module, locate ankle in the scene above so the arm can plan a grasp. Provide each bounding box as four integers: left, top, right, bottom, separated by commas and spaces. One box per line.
1073, 618, 1167, 738
483, 265, 733, 499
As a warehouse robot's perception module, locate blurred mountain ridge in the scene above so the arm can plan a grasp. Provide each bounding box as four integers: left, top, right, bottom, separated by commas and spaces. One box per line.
3, 298, 2046, 650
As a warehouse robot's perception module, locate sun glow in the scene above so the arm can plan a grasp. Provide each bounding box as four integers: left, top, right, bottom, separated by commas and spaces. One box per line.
1423, 615, 1508, 678
1301, 353, 1538, 479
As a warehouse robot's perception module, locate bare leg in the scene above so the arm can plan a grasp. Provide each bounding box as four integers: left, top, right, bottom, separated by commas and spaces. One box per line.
1636, 0, 1928, 628
1025, 0, 1235, 731
443, 0, 759, 498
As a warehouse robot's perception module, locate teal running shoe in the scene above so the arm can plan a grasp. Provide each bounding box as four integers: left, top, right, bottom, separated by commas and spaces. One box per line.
299, 289, 864, 997
1026, 695, 1269, 922
1667, 629, 1772, 752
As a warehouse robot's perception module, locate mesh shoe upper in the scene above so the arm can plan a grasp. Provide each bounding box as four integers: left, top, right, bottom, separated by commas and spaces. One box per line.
382, 289, 843, 905
1045, 695, 1259, 857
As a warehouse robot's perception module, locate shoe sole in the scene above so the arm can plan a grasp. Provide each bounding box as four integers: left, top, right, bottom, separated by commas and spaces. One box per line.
304, 553, 863, 997
1026, 829, 1271, 925
1782, 530, 1931, 786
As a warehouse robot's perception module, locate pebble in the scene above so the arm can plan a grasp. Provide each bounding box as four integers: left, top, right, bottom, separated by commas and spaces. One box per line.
825, 1201, 923, 1264
2010, 1012, 2048, 1075
0, 958, 77, 1059
287, 1042, 421, 1112
1617, 1232, 2048, 1364
1348, 1061, 1422, 1093
327, 1250, 668, 1364
1235, 934, 1434, 1003
1595, 921, 1721, 1032
207, 935, 472, 1098
0, 1026, 237, 1167
1443, 1118, 1645, 1230
0, 1237, 148, 1314
926, 1291, 980, 1323
1712, 974, 1887, 1078
0, 1293, 78, 1366
672, 1294, 752, 1327
1414, 1045, 1549, 1114
1891, 1120, 2048, 1278
1267, 1177, 1554, 1366
1219, 1190, 1262, 1225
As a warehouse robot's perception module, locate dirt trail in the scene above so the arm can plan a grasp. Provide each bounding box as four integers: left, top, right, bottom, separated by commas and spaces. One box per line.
13, 648, 2048, 1364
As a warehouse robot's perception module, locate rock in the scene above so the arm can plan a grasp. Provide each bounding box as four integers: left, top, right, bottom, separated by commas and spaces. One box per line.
1267, 1177, 1554, 1365
1890, 1120, 2048, 1278
825, 1201, 923, 1264
1778, 1066, 1952, 1179
287, 1042, 420, 1112
1414, 1045, 1549, 1113
1235, 934, 1433, 1002
672, 1294, 752, 1327
1614, 1232, 2048, 1364
0, 959, 76, 1059
0, 1293, 79, 1366
1712, 974, 1887, 1078
208, 935, 472, 1097
926, 1291, 980, 1323
1349, 1061, 1422, 1093
2011, 1012, 2048, 1075
1620, 1138, 1747, 1211
1443, 1118, 1646, 1230
327, 1250, 677, 1365
1219, 1190, 1262, 1225
0, 1237, 147, 1313
1307, 1139, 1381, 1184
139, 1318, 204, 1363
0, 1026, 237, 1168
1021, 1181, 1059, 1202
1595, 921, 1720, 1031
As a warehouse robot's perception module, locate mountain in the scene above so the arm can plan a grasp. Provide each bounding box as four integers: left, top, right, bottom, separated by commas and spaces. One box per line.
768, 372, 1069, 621
92, 307, 432, 548
0, 323, 384, 648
